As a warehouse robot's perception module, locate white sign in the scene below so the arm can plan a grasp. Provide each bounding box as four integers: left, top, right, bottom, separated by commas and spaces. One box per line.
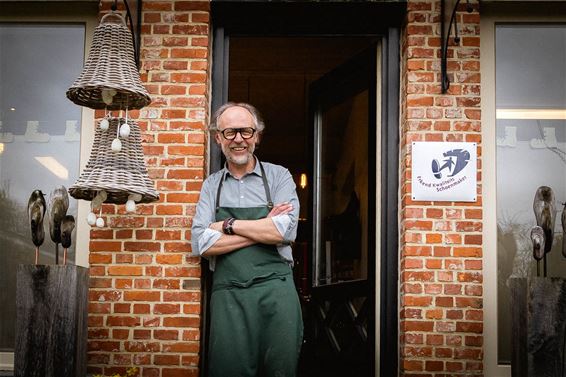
411, 142, 477, 202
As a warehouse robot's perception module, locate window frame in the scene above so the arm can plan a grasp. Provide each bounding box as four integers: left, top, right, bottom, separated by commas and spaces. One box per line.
481, 3, 566, 376
0, 2, 98, 370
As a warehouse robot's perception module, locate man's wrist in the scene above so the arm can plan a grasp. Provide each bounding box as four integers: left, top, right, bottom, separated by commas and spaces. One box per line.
222, 217, 236, 235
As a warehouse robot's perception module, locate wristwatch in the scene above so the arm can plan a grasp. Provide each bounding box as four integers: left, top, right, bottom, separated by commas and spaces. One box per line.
222, 217, 236, 235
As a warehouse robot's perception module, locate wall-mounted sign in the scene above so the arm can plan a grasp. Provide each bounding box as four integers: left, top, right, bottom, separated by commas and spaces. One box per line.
411, 142, 477, 202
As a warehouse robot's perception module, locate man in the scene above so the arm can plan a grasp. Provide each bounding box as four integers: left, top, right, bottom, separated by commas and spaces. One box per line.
191, 102, 303, 377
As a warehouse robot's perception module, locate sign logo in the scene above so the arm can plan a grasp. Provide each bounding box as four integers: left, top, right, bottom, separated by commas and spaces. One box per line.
431, 149, 470, 179
411, 142, 477, 202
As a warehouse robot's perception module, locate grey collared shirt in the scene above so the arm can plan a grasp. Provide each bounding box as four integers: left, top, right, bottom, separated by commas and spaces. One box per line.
191, 159, 300, 271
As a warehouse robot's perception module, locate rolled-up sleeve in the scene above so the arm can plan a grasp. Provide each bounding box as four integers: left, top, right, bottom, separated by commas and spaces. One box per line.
191, 178, 220, 257
271, 169, 300, 244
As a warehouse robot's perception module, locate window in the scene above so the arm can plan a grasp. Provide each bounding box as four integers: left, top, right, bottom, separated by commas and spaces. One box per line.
0, 3, 96, 370
495, 24, 566, 365
482, 6, 566, 376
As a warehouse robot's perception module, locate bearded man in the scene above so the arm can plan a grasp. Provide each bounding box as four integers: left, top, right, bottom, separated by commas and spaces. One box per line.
191, 102, 303, 377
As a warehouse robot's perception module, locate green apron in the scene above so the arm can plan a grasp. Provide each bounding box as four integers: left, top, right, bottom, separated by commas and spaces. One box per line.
208, 162, 303, 377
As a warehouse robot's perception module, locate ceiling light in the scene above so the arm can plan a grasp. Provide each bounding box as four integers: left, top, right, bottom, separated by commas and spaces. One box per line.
496, 108, 566, 120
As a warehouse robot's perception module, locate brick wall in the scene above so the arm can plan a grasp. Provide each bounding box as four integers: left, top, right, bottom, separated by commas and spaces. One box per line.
399, 0, 483, 375
83, 0, 485, 375
87, 1, 210, 376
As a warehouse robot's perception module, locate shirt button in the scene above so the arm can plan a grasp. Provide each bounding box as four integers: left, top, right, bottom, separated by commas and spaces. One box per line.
240, 181, 244, 184
240, 196, 244, 199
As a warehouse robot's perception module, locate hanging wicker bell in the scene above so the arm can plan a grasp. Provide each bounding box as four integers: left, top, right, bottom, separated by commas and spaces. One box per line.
68, 117, 158, 205
66, 12, 151, 110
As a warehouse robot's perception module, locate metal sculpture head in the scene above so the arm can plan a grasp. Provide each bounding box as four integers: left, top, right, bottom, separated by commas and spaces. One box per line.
27, 190, 46, 247
48, 186, 69, 244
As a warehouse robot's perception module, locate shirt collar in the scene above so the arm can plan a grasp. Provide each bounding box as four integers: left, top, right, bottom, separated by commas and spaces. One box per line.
223, 155, 261, 180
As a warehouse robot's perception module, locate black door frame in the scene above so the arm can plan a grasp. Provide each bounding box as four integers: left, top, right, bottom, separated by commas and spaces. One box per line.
203, 2, 403, 376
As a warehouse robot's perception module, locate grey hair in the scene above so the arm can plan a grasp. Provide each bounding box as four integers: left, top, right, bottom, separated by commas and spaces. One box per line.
209, 102, 265, 133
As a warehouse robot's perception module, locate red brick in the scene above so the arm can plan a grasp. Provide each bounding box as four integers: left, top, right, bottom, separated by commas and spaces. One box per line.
106, 316, 141, 327
107, 266, 143, 276
115, 279, 132, 289
90, 241, 122, 252
402, 320, 434, 332
153, 279, 181, 289
115, 254, 133, 264
124, 242, 161, 252
404, 296, 432, 307
125, 341, 161, 353
163, 317, 200, 328
90, 253, 112, 264
426, 334, 443, 345
170, 48, 208, 59
113, 303, 131, 314
133, 304, 151, 314
124, 291, 161, 302
425, 360, 444, 371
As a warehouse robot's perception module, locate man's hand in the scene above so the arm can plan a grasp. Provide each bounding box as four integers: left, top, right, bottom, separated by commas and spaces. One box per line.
268, 202, 293, 217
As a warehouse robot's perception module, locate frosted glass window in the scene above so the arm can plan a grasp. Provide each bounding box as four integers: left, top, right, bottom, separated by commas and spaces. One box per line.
496, 25, 566, 364
0, 24, 84, 351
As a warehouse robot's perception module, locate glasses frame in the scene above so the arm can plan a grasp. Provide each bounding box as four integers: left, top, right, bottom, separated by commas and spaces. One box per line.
219, 127, 257, 140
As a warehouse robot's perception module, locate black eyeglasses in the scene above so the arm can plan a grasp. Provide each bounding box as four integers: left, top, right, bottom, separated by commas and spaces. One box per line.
219, 127, 256, 140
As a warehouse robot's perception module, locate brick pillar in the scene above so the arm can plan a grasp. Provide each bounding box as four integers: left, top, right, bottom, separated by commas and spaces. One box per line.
399, 0, 483, 375
87, 1, 210, 376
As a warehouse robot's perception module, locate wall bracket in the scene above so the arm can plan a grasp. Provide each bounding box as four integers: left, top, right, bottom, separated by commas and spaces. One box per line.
440, 0, 473, 94
113, 0, 143, 68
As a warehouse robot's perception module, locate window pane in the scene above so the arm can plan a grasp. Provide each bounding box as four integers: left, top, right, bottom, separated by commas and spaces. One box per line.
0, 24, 84, 351
496, 25, 566, 364
316, 90, 369, 286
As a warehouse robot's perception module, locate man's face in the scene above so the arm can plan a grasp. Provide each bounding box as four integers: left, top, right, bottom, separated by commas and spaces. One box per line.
215, 106, 259, 167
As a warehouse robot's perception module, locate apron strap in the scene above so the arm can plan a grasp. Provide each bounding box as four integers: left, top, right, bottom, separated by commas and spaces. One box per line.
215, 159, 274, 211
259, 162, 274, 210
215, 170, 226, 213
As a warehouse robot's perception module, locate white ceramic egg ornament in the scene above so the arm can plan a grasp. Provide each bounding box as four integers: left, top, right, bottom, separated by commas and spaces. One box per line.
87, 212, 97, 226
125, 199, 136, 213
125, 193, 142, 213
111, 138, 122, 152
96, 217, 105, 228
100, 118, 109, 131
119, 123, 130, 138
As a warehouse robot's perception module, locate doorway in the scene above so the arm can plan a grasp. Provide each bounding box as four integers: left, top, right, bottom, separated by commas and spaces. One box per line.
231, 38, 376, 376
206, 3, 402, 376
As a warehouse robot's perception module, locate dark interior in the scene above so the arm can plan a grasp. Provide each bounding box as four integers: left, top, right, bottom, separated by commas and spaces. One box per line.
228, 36, 378, 173
227, 37, 379, 377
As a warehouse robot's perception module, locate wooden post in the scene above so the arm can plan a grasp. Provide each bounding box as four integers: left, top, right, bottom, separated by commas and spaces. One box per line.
510, 277, 566, 377
14, 265, 88, 377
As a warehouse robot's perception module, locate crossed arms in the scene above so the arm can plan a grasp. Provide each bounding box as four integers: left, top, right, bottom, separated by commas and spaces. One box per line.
202, 202, 293, 256
190, 167, 300, 261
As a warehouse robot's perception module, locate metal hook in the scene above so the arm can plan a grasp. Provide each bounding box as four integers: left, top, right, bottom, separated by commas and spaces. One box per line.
440, 0, 474, 93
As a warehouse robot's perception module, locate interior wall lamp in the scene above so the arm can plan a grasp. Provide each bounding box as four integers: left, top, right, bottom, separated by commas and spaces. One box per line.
440, 0, 473, 94
112, 0, 143, 68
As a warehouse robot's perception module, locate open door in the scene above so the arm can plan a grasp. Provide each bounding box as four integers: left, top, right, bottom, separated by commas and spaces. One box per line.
299, 46, 378, 377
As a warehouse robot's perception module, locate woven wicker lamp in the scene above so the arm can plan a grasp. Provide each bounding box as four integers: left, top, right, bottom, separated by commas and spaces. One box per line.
69, 117, 159, 226
66, 12, 150, 110
67, 11, 158, 227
